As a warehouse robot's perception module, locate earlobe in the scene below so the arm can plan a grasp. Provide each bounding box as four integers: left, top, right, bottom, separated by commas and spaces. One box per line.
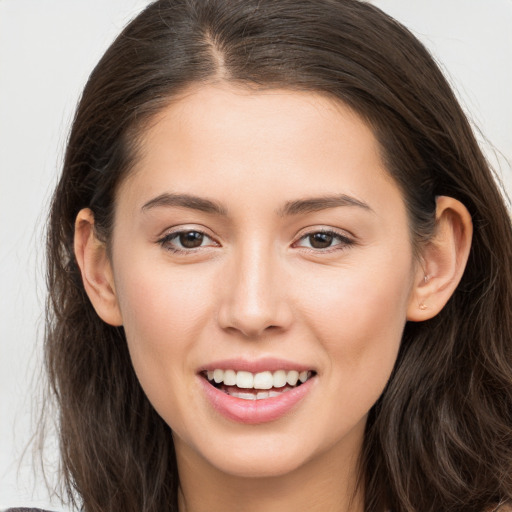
407, 196, 473, 322
74, 208, 123, 326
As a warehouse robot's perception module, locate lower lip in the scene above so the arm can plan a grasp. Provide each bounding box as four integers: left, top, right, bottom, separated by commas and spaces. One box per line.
198, 375, 316, 424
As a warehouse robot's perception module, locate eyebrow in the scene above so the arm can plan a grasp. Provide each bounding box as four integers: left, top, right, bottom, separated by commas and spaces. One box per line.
141, 192, 373, 217
277, 194, 373, 216
141, 193, 228, 216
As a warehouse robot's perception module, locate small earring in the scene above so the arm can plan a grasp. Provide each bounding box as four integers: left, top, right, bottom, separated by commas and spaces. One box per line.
419, 302, 428, 310
423, 274, 430, 283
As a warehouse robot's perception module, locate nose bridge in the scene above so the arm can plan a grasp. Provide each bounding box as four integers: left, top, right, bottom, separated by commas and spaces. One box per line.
218, 237, 291, 337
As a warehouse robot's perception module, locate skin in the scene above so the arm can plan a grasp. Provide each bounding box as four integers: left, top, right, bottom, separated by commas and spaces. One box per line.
75, 84, 472, 512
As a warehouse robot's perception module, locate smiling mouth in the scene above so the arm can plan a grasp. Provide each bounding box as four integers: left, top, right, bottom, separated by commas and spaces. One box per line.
202, 369, 316, 400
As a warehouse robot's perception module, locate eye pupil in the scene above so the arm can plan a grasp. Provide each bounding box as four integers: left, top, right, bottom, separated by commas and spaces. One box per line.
309, 232, 333, 249
179, 231, 204, 248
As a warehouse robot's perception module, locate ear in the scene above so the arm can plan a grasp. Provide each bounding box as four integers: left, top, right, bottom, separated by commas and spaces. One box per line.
407, 196, 473, 322
74, 208, 123, 326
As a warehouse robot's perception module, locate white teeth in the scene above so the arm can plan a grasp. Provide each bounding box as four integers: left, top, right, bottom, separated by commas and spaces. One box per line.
230, 391, 257, 400
253, 371, 273, 389
206, 369, 313, 389
229, 387, 294, 400
273, 370, 287, 388
223, 369, 237, 386
236, 371, 254, 389
286, 370, 299, 386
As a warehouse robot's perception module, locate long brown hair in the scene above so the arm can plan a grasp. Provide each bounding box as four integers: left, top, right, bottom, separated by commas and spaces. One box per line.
45, 1, 512, 510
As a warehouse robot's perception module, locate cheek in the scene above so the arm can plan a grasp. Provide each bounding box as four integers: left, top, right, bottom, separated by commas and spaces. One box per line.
301, 259, 411, 339
297, 254, 413, 405
116, 258, 213, 344
112, 260, 215, 412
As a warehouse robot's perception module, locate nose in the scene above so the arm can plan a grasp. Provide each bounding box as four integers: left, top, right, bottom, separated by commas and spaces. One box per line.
217, 242, 293, 338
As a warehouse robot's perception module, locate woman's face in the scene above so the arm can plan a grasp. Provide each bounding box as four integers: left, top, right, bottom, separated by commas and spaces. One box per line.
110, 84, 420, 478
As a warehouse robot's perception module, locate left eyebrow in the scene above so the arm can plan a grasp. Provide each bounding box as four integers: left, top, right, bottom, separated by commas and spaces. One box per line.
276, 194, 374, 216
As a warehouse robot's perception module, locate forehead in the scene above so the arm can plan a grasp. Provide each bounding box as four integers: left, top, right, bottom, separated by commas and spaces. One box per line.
117, 83, 402, 218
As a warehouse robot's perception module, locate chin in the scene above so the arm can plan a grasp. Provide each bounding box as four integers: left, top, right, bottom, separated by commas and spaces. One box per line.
191, 431, 319, 479
211, 452, 308, 479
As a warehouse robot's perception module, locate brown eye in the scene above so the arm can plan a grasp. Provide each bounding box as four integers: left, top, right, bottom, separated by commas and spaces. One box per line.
159, 229, 217, 253
179, 231, 204, 248
308, 232, 334, 249
295, 230, 354, 252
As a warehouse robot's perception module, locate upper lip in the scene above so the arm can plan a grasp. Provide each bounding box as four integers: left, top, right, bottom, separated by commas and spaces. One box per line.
197, 357, 315, 374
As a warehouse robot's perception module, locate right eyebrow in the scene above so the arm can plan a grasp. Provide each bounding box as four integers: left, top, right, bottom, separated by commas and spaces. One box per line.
141, 193, 228, 216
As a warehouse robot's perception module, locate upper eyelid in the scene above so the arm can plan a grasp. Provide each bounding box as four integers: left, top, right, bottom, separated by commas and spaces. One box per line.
157, 228, 220, 249
161, 230, 212, 241
294, 226, 355, 242
158, 225, 217, 239
156, 226, 355, 246
292, 228, 356, 251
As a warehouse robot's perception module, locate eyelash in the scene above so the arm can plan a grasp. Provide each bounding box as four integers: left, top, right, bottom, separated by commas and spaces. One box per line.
293, 229, 355, 253
157, 229, 218, 254
157, 228, 354, 255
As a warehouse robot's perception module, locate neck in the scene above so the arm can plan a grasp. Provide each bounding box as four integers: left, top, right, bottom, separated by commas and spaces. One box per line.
175, 431, 365, 512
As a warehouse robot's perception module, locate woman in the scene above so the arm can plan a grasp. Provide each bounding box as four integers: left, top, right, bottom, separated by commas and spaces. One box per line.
14, 0, 512, 510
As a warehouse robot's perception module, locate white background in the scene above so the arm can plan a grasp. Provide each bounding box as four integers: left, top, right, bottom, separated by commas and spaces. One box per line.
1, 1, 511, 509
